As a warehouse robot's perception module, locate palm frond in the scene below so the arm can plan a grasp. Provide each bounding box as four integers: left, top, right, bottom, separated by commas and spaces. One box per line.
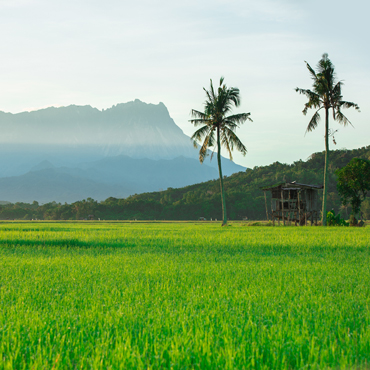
190, 110, 210, 127
227, 87, 241, 108
305, 61, 317, 81
335, 110, 354, 127
295, 88, 321, 102
190, 109, 207, 119
296, 88, 322, 115
199, 141, 209, 163
209, 79, 216, 102
189, 118, 211, 128
338, 100, 360, 111
221, 130, 233, 160
332, 81, 342, 97
203, 88, 213, 107
198, 129, 216, 163
225, 112, 252, 126
208, 129, 216, 147
223, 127, 247, 156
305, 109, 321, 134
191, 124, 212, 144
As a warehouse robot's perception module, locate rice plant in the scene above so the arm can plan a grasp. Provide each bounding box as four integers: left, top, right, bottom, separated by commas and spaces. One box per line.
0, 222, 369, 369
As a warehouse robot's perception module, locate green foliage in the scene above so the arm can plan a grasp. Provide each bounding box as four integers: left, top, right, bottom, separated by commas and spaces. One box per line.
0, 146, 370, 221
0, 222, 370, 368
337, 158, 370, 218
326, 210, 348, 226
296, 54, 360, 133
190, 77, 252, 163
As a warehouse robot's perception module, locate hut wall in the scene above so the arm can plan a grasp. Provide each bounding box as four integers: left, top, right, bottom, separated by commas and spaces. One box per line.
305, 189, 317, 212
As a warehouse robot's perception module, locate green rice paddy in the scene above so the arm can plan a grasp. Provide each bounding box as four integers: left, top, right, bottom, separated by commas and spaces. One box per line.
0, 222, 369, 369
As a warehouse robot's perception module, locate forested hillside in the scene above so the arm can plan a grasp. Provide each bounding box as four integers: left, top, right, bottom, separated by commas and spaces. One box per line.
1, 146, 369, 221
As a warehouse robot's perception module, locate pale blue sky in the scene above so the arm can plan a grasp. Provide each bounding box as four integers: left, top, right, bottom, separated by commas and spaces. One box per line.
1, 0, 369, 167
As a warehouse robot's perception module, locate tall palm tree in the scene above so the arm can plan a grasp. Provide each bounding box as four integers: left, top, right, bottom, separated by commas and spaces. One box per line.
190, 77, 252, 226
296, 53, 360, 226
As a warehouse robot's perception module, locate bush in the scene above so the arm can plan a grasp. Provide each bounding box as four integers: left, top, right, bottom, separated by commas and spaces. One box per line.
327, 210, 348, 226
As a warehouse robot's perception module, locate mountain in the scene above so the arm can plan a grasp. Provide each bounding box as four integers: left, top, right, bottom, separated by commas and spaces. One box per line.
0, 100, 192, 157
30, 160, 55, 171
0, 155, 219, 203
0, 100, 246, 202
0, 100, 245, 177
0, 169, 126, 204
75, 155, 218, 189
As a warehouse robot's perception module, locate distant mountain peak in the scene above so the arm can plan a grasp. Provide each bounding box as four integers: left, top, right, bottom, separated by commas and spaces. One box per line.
0, 100, 245, 177
30, 160, 55, 172
109, 99, 167, 111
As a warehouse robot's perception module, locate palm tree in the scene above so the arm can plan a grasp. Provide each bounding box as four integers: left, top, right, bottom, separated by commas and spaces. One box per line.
296, 53, 360, 226
190, 77, 252, 226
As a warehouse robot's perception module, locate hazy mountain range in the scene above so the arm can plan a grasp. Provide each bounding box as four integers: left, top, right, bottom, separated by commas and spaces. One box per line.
0, 100, 245, 203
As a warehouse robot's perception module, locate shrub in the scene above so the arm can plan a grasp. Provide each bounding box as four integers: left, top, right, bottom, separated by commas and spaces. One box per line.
327, 210, 348, 226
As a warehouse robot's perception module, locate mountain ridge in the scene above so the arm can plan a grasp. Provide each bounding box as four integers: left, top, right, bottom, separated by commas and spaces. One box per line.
0, 100, 245, 177
0, 155, 222, 203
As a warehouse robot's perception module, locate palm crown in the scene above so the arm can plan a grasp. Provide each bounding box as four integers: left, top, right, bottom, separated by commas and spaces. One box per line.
296, 53, 360, 133
190, 77, 252, 162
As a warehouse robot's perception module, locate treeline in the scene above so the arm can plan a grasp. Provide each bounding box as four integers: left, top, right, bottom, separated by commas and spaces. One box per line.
1, 146, 370, 221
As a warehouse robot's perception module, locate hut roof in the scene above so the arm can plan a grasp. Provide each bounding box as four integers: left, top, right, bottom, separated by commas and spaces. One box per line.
261, 181, 323, 191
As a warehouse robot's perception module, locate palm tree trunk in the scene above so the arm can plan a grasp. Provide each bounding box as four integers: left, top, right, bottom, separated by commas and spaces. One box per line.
322, 108, 329, 226
217, 126, 227, 226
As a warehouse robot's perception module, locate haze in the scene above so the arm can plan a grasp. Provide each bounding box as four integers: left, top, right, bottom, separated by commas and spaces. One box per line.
0, 0, 369, 168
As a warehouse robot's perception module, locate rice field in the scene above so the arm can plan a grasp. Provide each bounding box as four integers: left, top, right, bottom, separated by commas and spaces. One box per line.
0, 222, 369, 369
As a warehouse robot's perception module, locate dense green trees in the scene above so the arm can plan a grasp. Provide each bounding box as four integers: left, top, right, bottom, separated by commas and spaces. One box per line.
190, 77, 252, 225
296, 54, 360, 226
337, 158, 370, 225
1, 146, 369, 222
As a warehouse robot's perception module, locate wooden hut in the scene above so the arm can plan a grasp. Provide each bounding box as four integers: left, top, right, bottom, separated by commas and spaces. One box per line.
261, 181, 323, 226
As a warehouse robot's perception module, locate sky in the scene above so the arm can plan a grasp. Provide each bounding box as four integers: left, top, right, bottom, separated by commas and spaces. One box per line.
0, 0, 369, 168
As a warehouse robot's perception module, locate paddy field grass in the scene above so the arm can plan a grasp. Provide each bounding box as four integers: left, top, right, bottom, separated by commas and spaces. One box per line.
0, 222, 369, 369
